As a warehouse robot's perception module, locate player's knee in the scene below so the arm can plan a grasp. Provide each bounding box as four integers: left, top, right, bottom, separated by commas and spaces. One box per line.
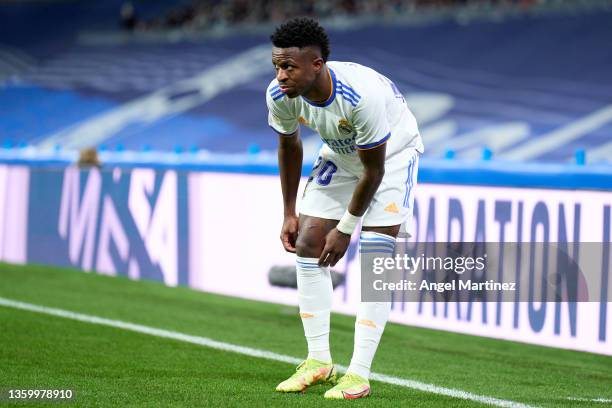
295, 234, 324, 258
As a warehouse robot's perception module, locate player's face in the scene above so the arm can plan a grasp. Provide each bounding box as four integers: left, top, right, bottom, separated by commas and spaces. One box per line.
272, 46, 322, 98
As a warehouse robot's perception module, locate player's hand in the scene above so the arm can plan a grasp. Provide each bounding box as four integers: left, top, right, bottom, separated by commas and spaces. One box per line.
319, 228, 351, 267
280, 214, 299, 253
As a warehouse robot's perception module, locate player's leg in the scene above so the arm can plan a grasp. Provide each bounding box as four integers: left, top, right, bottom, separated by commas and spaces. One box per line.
294, 152, 357, 366
324, 224, 399, 400
325, 149, 419, 399
277, 152, 356, 392
349, 225, 399, 378
295, 215, 336, 364
275, 216, 338, 392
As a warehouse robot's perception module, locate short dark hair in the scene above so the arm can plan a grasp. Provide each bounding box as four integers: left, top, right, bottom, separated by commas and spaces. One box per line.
270, 17, 330, 62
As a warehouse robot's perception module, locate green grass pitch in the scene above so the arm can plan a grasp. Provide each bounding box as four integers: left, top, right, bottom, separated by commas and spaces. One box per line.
0, 263, 611, 407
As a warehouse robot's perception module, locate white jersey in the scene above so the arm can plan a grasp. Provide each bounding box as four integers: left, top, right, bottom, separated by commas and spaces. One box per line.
266, 61, 424, 171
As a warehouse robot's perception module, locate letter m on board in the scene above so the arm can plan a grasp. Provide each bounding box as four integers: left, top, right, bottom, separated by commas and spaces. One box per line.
58, 166, 102, 271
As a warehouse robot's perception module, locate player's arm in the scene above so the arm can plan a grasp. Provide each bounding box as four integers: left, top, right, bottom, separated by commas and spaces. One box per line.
278, 128, 303, 252
278, 129, 302, 217
318, 143, 386, 266
347, 144, 386, 216
266, 86, 301, 252
278, 128, 302, 253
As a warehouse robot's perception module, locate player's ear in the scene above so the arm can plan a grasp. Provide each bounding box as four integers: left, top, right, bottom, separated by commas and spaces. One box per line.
312, 57, 324, 74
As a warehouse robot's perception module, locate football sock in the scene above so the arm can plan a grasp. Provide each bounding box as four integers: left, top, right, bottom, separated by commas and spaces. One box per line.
347, 231, 394, 379
296, 256, 333, 363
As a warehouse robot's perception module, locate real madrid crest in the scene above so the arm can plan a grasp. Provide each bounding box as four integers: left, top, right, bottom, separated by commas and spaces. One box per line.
337, 119, 353, 135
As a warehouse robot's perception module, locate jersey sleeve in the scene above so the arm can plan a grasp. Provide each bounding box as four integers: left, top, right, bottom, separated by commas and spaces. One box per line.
266, 86, 299, 135
351, 90, 391, 150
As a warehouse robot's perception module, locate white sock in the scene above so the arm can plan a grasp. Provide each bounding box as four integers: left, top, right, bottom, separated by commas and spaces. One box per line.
296, 256, 333, 363
347, 231, 394, 379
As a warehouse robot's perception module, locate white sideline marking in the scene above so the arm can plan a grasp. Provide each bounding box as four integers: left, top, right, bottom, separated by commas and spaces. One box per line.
0, 296, 536, 408
567, 397, 612, 403
501, 104, 612, 160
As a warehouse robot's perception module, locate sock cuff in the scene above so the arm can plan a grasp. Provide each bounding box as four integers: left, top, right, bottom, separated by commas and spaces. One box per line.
296, 256, 320, 270
360, 231, 396, 255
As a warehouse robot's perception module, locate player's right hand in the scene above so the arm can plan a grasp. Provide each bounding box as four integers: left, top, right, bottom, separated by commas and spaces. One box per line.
280, 215, 299, 253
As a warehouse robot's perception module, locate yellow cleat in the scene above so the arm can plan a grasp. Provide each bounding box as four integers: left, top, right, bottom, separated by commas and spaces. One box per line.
275, 359, 337, 393
323, 373, 370, 399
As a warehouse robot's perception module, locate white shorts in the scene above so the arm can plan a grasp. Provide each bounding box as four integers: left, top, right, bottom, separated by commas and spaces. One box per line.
299, 146, 419, 228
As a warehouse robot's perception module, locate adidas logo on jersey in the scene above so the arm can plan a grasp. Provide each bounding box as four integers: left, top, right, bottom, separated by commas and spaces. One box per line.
384, 203, 399, 213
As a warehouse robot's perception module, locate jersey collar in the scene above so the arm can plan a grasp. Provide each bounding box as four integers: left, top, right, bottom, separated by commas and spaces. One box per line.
301, 67, 337, 108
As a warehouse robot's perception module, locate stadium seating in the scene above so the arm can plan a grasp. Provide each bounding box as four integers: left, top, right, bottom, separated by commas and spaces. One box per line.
1, 3, 611, 163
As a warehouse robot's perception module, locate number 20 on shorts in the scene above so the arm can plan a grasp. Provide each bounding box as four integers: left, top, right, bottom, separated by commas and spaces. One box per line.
308, 156, 338, 186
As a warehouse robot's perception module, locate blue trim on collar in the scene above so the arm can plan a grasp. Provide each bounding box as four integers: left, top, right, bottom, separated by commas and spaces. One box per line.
301, 67, 337, 108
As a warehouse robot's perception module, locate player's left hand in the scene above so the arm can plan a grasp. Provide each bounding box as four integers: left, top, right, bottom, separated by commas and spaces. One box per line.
318, 228, 351, 267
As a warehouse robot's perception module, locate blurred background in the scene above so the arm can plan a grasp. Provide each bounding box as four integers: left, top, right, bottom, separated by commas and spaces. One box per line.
1, 0, 611, 166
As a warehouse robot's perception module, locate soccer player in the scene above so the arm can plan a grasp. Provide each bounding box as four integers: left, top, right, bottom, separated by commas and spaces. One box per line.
266, 17, 423, 399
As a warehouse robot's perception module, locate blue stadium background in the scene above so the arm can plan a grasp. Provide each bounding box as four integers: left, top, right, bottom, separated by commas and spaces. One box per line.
1, 0, 611, 165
